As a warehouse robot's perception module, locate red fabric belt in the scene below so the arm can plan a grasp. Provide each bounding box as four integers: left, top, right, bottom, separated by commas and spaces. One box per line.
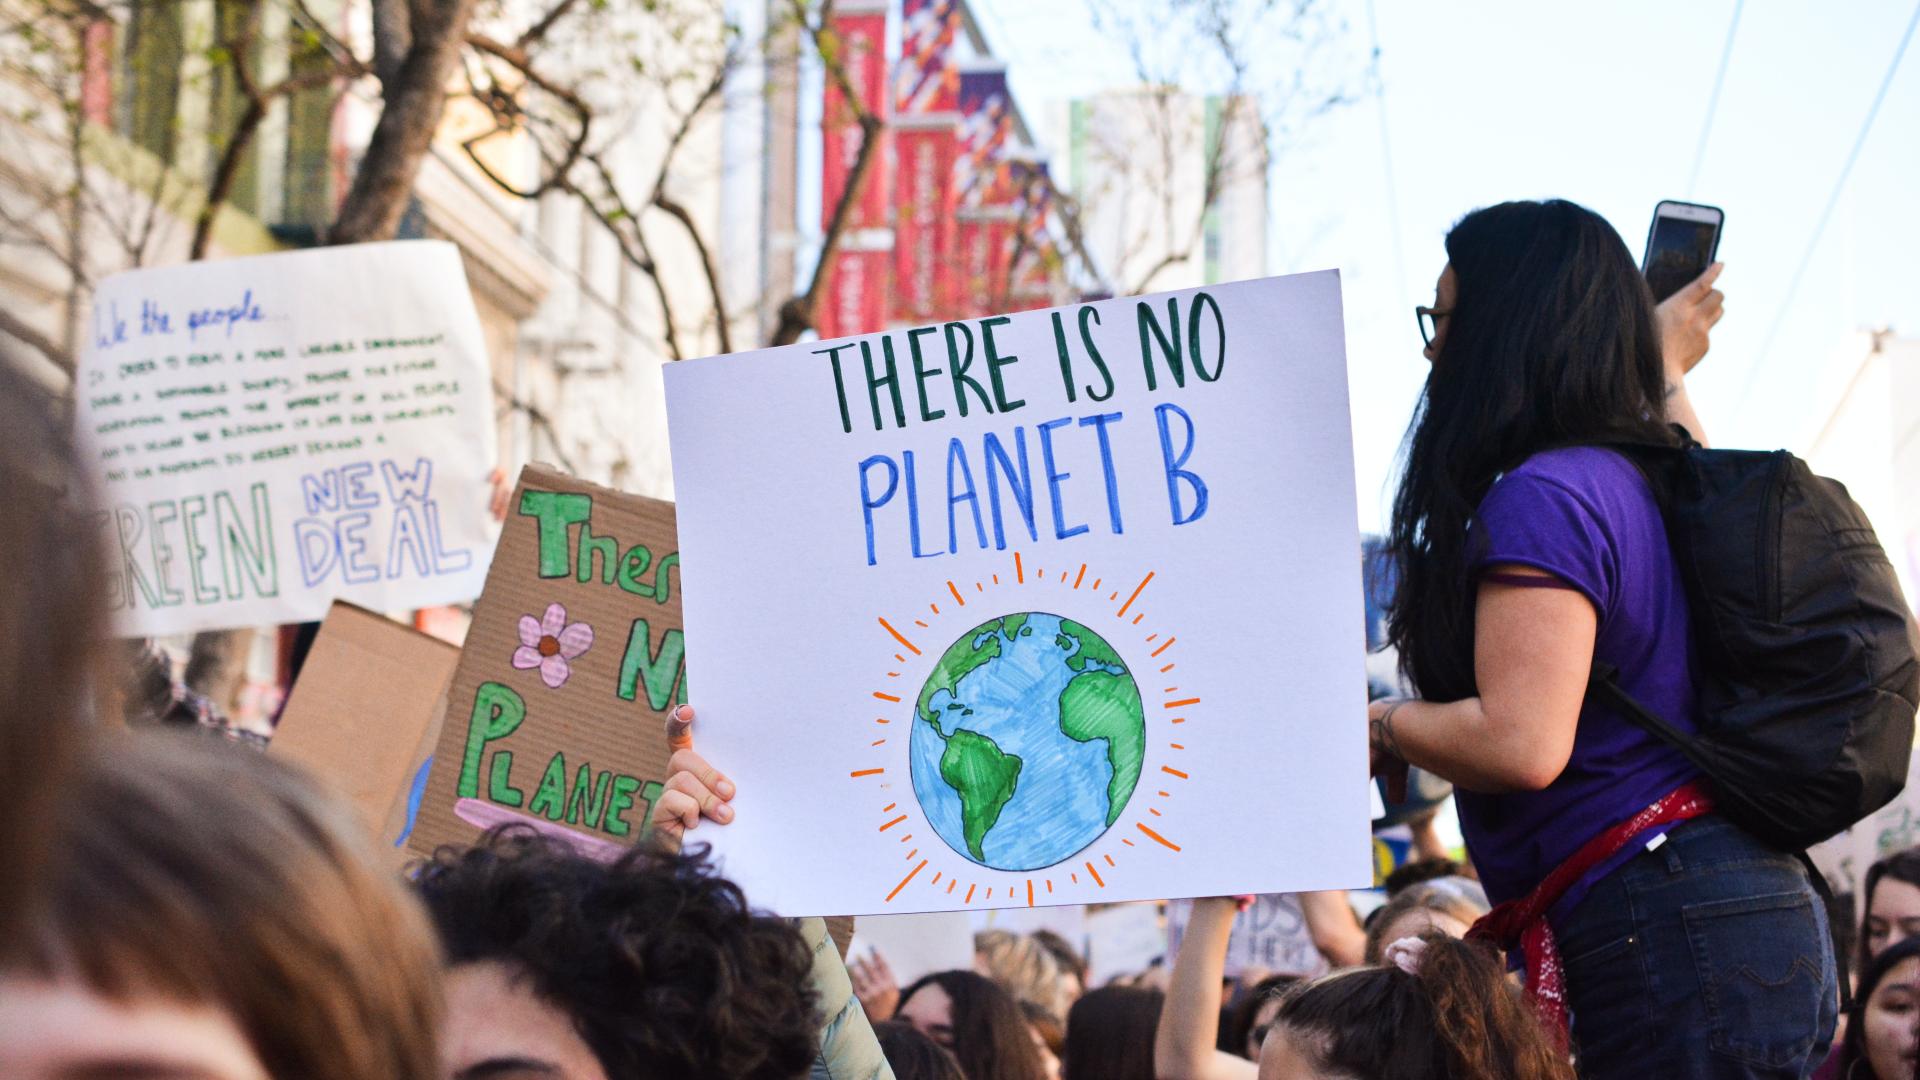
1467, 780, 1716, 1047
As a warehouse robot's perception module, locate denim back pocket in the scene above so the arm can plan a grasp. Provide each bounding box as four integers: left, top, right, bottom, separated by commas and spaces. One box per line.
1682, 890, 1828, 1068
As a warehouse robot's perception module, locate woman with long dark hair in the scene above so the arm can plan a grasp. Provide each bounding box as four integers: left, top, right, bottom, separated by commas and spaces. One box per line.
1370, 199, 1836, 1077
895, 969, 1048, 1080
1831, 935, 1920, 1080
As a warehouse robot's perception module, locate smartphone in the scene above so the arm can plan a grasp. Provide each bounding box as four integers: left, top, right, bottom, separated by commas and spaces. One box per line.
1642, 200, 1724, 303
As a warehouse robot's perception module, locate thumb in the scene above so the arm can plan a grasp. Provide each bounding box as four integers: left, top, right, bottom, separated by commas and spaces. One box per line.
667, 704, 696, 754
1692, 262, 1724, 295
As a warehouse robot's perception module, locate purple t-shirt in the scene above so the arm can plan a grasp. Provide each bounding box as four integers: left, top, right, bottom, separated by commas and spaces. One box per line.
1458, 447, 1703, 907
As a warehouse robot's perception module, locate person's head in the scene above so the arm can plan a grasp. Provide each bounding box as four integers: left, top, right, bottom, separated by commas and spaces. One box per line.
415, 830, 819, 1080
1384, 858, 1469, 897
1030, 928, 1089, 1003
873, 1020, 967, 1080
0, 351, 109, 956
1863, 849, 1920, 970
1363, 882, 1490, 965
898, 969, 1047, 1080
0, 731, 443, 1080
1838, 935, 1920, 1080
1019, 999, 1064, 1080
975, 928, 1068, 1018
1388, 198, 1673, 699
1226, 974, 1304, 1061
1062, 985, 1162, 1080
1260, 934, 1572, 1080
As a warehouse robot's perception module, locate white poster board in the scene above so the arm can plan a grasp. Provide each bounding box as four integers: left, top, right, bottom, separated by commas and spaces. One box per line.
664, 272, 1370, 915
1165, 895, 1330, 979
1085, 902, 1169, 986
849, 913, 978, 987
76, 241, 498, 636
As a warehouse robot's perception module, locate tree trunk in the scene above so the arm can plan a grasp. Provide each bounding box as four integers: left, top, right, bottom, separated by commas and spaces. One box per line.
328, 0, 477, 243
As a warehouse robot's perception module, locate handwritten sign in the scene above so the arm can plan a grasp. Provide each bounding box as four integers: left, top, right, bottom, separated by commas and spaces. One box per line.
1166, 895, 1330, 979
75, 241, 498, 636
663, 272, 1370, 916
408, 465, 683, 859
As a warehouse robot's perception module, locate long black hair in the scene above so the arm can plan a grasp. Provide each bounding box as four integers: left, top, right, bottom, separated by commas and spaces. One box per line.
1836, 934, 1920, 1078
1062, 985, 1162, 1080
896, 970, 1047, 1080
1386, 199, 1674, 700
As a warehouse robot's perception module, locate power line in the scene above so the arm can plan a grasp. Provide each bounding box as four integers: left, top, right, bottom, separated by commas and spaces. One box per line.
1735, 0, 1920, 411
1687, 0, 1745, 196
1364, 0, 1409, 306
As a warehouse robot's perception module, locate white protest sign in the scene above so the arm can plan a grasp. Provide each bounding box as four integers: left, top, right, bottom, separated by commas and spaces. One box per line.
849, 913, 978, 987
1165, 895, 1329, 979
1086, 902, 1168, 986
664, 272, 1370, 916
76, 241, 498, 636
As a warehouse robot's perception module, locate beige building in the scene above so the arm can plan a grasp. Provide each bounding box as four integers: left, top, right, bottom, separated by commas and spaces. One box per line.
1047, 86, 1268, 293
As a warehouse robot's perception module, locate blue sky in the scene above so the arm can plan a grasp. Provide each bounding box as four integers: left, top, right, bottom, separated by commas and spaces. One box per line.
973, 0, 1920, 531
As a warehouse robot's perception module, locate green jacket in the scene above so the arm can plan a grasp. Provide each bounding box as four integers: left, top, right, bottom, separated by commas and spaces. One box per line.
797, 917, 895, 1080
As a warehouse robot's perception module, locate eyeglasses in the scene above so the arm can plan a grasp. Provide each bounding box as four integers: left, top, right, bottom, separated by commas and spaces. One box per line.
1415, 306, 1452, 348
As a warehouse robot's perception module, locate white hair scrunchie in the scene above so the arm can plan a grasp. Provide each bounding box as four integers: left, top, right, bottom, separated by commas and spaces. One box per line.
1383, 936, 1430, 976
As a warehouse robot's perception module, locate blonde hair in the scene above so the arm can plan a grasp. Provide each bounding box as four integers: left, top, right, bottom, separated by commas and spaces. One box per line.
975, 928, 1067, 1019
15, 731, 444, 1079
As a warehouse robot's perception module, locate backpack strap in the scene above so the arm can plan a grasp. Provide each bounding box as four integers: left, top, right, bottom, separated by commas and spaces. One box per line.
1587, 663, 1854, 1011
1586, 662, 1700, 759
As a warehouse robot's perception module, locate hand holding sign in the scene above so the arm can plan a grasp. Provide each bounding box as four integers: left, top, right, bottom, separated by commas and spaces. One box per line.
649, 705, 737, 848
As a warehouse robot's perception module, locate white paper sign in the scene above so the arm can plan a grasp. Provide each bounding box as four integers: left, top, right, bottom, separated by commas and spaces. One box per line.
849, 912, 978, 987
76, 241, 498, 636
1086, 902, 1169, 986
1165, 895, 1330, 979
664, 272, 1370, 915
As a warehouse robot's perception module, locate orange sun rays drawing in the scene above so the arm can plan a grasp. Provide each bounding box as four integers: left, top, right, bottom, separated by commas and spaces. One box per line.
851, 552, 1194, 907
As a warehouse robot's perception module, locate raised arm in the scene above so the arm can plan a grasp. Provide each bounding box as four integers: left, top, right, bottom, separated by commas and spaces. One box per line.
1154, 897, 1259, 1080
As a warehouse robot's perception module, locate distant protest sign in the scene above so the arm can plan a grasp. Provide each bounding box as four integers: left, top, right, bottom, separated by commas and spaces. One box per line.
1166, 895, 1329, 979
269, 601, 457, 848
664, 272, 1370, 916
409, 465, 683, 859
75, 241, 498, 636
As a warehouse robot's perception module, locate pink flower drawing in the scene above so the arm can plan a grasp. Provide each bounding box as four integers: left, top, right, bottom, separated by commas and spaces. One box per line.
512, 602, 593, 689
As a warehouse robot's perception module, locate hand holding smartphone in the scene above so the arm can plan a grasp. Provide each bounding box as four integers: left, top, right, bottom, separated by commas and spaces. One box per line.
1642, 200, 1724, 302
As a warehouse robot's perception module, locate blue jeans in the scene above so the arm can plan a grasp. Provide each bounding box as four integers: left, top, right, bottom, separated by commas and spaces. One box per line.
1554, 815, 1838, 1079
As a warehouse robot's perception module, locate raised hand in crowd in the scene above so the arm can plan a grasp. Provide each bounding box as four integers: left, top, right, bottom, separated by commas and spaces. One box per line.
851, 947, 904, 1024
649, 704, 737, 845
1154, 896, 1260, 1080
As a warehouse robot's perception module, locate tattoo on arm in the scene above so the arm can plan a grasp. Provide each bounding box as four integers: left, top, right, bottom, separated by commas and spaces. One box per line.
1664, 381, 1680, 401
1371, 701, 1407, 760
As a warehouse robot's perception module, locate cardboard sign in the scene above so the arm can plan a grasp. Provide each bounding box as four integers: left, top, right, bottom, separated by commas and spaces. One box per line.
663, 272, 1370, 915
268, 601, 457, 847
409, 465, 683, 859
1165, 895, 1330, 979
75, 241, 499, 636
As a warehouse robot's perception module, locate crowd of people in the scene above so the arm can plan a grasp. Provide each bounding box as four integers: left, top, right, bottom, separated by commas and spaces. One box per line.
1, 195, 1914, 1079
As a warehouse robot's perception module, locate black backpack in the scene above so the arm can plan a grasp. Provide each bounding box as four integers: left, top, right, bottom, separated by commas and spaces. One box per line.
1590, 433, 1920, 852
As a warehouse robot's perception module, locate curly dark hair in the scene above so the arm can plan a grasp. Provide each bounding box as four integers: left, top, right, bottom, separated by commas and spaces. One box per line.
414, 831, 819, 1080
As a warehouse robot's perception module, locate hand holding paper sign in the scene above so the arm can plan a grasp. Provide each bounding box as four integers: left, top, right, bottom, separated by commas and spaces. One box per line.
664, 272, 1372, 915
649, 704, 738, 847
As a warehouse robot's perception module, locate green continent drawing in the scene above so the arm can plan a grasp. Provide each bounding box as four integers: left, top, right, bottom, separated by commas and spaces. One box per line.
937, 728, 1024, 860
909, 611, 1147, 871
1058, 670, 1145, 826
